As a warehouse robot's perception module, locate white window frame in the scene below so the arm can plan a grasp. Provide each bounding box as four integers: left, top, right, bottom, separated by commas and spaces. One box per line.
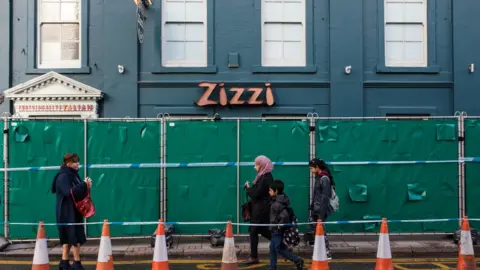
37, 0, 82, 69
161, 0, 208, 67
261, 0, 306, 67
384, 0, 428, 67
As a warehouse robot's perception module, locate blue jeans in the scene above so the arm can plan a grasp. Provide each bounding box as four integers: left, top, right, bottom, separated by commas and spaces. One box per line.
269, 230, 300, 268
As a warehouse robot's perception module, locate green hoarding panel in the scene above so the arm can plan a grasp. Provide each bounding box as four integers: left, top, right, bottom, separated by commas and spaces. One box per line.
8, 120, 84, 239
0, 120, 4, 236
316, 120, 458, 233
87, 121, 160, 237
465, 119, 480, 229
166, 120, 237, 234
240, 120, 310, 233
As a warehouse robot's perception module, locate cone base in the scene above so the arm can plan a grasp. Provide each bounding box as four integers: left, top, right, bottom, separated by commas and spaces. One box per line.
32, 264, 50, 270
457, 255, 478, 270
96, 259, 114, 270
375, 258, 394, 270
311, 260, 329, 270
152, 261, 169, 270
220, 262, 238, 270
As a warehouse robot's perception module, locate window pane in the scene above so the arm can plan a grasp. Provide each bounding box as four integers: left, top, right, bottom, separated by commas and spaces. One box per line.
283, 24, 303, 42
264, 24, 283, 41
61, 24, 80, 41
404, 24, 423, 42
404, 42, 423, 62
41, 2, 60, 21
61, 42, 80, 60
185, 24, 204, 42
185, 41, 205, 63
405, 3, 425, 22
283, 41, 304, 65
263, 1, 283, 22
60, 2, 79, 21
41, 24, 61, 42
164, 41, 186, 61
385, 24, 403, 41
164, 24, 186, 41
283, 1, 304, 22
385, 2, 404, 22
41, 42, 61, 62
165, 1, 186, 21
385, 41, 403, 61
185, 1, 204, 22
264, 41, 283, 60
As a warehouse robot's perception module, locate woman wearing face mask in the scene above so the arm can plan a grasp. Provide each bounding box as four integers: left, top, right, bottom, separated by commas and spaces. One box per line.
51, 153, 92, 270
244, 155, 274, 264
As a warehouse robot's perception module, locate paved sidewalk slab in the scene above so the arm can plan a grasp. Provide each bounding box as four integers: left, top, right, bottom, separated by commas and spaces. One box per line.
0, 235, 474, 258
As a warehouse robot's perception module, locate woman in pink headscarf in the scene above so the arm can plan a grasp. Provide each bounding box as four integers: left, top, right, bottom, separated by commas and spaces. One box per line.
244, 155, 274, 264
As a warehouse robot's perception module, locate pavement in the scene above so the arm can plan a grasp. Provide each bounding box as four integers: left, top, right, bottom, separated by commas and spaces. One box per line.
0, 235, 476, 258
0, 257, 477, 269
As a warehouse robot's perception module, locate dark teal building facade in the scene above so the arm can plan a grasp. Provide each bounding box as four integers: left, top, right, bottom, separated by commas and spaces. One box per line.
0, 0, 479, 118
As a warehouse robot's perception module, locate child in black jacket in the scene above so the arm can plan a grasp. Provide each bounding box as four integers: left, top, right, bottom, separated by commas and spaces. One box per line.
268, 180, 304, 270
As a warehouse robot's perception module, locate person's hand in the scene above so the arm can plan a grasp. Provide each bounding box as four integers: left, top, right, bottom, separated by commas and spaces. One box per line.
84, 177, 92, 188
244, 181, 250, 188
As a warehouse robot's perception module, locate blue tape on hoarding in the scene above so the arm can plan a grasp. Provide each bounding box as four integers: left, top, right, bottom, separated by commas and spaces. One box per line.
0, 158, 478, 172
0, 218, 466, 227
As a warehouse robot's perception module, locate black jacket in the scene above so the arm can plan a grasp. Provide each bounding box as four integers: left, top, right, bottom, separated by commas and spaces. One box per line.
311, 174, 332, 220
270, 193, 292, 230
51, 166, 88, 245
246, 172, 273, 223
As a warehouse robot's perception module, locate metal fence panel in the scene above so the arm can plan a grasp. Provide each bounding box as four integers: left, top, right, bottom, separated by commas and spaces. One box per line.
315, 119, 459, 233
239, 120, 311, 233
8, 120, 84, 239
465, 118, 480, 229
86, 121, 160, 237
165, 120, 237, 234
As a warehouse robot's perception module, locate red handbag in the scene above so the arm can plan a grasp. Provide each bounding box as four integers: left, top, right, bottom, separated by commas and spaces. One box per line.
70, 187, 96, 219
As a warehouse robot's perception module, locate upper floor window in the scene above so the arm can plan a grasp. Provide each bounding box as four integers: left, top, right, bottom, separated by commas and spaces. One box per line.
37, 0, 81, 69
162, 0, 207, 67
261, 0, 306, 67
384, 0, 427, 67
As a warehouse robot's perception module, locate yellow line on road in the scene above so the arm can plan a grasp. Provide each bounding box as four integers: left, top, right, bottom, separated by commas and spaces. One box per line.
0, 258, 461, 265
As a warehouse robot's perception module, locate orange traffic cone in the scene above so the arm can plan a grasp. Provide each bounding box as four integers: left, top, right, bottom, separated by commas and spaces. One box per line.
152, 219, 169, 270
311, 219, 329, 270
375, 218, 393, 270
457, 216, 477, 270
220, 221, 238, 270
96, 220, 114, 270
32, 221, 49, 270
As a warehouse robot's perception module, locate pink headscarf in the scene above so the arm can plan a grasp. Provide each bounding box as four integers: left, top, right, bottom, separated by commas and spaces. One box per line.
253, 155, 274, 184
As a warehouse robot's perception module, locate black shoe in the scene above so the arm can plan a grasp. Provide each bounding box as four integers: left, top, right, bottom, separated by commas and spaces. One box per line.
58, 260, 70, 270
71, 261, 84, 270
295, 258, 305, 270
267, 267, 277, 270
244, 257, 260, 264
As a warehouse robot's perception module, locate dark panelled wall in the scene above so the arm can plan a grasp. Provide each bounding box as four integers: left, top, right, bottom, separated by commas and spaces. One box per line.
1, 0, 480, 116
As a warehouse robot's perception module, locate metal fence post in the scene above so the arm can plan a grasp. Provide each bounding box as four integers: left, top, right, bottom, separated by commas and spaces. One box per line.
3, 117, 8, 238
236, 119, 240, 234
459, 113, 466, 221
83, 118, 88, 237
308, 113, 317, 207
163, 115, 168, 221
159, 116, 164, 221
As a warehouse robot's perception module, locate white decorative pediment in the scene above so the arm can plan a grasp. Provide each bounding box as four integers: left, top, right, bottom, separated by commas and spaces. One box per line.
3, 71, 103, 101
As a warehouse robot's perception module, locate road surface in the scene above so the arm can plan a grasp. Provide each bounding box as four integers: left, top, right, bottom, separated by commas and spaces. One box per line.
0, 257, 473, 269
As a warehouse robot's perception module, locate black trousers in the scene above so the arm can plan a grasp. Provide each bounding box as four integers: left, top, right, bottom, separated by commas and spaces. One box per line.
249, 225, 271, 259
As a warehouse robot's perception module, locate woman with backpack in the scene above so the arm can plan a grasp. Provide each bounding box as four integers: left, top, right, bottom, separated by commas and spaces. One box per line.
308, 158, 335, 260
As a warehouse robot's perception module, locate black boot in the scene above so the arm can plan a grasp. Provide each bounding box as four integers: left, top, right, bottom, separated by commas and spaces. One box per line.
58, 260, 70, 270
71, 261, 85, 270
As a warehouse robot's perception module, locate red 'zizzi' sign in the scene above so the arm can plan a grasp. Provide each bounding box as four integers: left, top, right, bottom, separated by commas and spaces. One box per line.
196, 82, 275, 107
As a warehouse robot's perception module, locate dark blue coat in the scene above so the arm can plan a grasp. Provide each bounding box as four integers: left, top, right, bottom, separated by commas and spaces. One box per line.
51, 166, 88, 245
